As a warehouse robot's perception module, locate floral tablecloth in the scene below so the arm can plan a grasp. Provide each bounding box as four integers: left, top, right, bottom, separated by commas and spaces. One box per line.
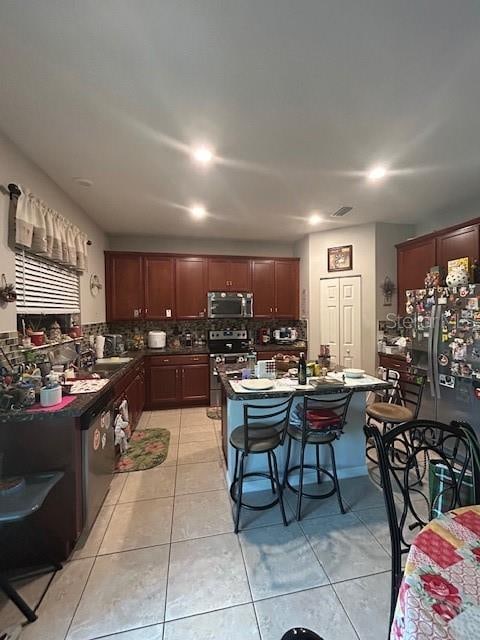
391, 505, 480, 639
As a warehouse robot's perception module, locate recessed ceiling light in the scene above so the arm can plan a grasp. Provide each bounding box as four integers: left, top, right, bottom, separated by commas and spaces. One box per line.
72, 177, 93, 187
191, 145, 215, 166
309, 212, 322, 225
190, 204, 207, 219
367, 165, 388, 182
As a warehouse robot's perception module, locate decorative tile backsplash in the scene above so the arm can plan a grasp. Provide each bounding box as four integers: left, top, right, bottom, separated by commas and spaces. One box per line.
1, 318, 307, 368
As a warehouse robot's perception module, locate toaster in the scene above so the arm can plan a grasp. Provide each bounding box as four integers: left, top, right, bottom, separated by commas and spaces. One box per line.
104, 334, 125, 356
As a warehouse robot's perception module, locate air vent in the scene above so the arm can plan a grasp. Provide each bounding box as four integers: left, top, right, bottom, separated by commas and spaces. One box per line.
331, 206, 353, 218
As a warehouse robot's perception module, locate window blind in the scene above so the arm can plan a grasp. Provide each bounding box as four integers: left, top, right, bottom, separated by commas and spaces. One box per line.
15, 249, 80, 314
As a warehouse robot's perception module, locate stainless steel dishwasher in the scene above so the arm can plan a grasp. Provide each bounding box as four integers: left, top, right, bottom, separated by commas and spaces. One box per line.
80, 389, 115, 533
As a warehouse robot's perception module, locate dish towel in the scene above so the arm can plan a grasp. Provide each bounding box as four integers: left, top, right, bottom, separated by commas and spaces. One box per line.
114, 414, 129, 454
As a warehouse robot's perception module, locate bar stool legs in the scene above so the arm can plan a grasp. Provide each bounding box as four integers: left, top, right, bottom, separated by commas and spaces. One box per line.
230, 449, 288, 534
284, 436, 345, 521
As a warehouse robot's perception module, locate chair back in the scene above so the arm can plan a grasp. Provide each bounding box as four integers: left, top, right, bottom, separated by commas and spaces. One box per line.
243, 395, 294, 454
295, 391, 354, 442
394, 371, 426, 419
365, 418, 480, 624
368, 367, 400, 405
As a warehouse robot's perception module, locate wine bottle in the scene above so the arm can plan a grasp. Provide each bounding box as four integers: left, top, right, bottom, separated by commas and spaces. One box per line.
298, 352, 307, 385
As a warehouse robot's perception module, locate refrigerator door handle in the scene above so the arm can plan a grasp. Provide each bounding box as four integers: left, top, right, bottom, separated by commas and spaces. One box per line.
427, 304, 436, 398
431, 303, 442, 399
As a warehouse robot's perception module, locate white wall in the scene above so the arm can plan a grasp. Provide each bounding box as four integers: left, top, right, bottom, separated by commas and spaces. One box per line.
307, 223, 377, 374
294, 235, 310, 320
375, 222, 414, 321
0, 131, 107, 331
108, 235, 294, 257
295, 222, 413, 373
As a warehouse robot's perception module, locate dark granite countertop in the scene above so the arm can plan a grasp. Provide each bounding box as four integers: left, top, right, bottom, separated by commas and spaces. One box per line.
254, 343, 306, 352
218, 365, 390, 400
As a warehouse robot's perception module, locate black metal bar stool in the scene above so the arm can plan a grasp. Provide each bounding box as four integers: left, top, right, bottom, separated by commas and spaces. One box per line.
230, 395, 294, 534
0, 471, 64, 623
365, 370, 426, 471
284, 392, 353, 521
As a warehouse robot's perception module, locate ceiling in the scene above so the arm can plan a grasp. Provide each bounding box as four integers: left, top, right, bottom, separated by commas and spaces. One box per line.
1, 1, 480, 242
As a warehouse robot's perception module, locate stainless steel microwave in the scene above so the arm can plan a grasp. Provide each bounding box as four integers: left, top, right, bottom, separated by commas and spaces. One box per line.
207, 292, 254, 319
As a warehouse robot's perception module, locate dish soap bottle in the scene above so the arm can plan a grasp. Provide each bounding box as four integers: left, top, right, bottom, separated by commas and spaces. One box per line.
298, 352, 307, 385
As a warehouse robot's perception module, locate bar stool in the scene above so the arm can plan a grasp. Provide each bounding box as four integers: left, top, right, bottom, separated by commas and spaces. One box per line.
284, 392, 353, 521
230, 396, 294, 534
0, 471, 64, 623
366, 370, 426, 468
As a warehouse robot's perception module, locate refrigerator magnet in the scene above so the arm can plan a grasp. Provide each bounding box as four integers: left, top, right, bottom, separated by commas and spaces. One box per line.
439, 373, 455, 388
467, 298, 479, 310
438, 353, 449, 366
438, 296, 447, 304
459, 286, 469, 297
460, 363, 472, 377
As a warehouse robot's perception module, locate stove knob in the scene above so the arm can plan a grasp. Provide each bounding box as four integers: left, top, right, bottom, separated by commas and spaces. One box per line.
238, 356, 245, 363
215, 356, 223, 364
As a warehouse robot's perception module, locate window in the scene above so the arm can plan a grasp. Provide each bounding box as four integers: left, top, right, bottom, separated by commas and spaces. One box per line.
15, 249, 80, 314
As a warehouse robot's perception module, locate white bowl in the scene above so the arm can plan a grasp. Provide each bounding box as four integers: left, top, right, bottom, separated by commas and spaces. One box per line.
343, 368, 365, 379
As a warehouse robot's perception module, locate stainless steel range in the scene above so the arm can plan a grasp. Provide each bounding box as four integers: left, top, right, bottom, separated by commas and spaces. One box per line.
208, 330, 256, 406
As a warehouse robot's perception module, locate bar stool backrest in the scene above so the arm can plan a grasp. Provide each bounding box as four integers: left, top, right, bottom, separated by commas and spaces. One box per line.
394, 371, 426, 419
299, 391, 354, 441
243, 395, 294, 454
374, 367, 400, 404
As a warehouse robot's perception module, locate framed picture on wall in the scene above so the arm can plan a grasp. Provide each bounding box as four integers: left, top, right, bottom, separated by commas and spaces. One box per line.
327, 244, 353, 272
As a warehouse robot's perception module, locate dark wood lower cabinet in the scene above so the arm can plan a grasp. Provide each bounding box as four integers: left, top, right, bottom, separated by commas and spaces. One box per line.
148, 365, 180, 406
146, 355, 209, 408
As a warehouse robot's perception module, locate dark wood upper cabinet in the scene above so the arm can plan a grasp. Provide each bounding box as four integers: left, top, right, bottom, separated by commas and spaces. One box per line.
144, 256, 175, 319
275, 260, 299, 318
106, 253, 144, 321
106, 252, 299, 321
175, 257, 208, 319
207, 258, 251, 291
436, 224, 479, 271
229, 259, 251, 291
396, 219, 480, 310
252, 259, 276, 317
397, 237, 436, 310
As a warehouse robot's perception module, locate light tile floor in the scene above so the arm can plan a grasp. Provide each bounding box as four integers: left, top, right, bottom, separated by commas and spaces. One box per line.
0, 408, 392, 640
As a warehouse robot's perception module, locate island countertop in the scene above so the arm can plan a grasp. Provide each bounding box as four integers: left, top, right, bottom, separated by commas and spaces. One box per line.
218, 366, 390, 400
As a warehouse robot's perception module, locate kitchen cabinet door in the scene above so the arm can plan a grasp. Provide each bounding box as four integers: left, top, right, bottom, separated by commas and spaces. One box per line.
274, 260, 299, 318
436, 224, 479, 271
180, 364, 210, 404
207, 259, 231, 290
229, 259, 251, 291
147, 365, 180, 407
397, 237, 436, 311
106, 253, 144, 321
252, 259, 275, 318
144, 256, 175, 319
207, 258, 251, 291
175, 257, 208, 319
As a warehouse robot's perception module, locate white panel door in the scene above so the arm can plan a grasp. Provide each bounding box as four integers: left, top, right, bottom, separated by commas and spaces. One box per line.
320, 276, 362, 369
320, 278, 340, 364
339, 276, 362, 368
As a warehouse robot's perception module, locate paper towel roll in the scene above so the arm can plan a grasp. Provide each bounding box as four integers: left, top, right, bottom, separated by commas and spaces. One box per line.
95, 335, 105, 359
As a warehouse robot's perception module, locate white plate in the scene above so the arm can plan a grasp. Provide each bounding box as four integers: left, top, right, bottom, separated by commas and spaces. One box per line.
343, 368, 365, 378
240, 378, 275, 390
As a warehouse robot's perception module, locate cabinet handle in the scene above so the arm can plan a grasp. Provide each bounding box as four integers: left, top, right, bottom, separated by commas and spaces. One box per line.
145, 308, 148, 315
275, 307, 278, 313
163, 359, 170, 363
193, 357, 199, 361
270, 307, 273, 313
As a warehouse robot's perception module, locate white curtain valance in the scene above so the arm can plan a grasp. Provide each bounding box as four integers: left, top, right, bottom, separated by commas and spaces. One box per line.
14, 185, 88, 272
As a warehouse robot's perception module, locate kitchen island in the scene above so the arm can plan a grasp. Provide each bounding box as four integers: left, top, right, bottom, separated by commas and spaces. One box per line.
219, 370, 390, 491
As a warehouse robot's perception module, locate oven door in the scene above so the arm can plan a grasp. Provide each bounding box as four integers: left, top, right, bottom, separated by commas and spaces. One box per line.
208, 293, 247, 318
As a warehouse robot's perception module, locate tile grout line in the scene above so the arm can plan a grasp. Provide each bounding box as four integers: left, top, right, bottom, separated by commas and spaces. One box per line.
162, 440, 180, 638
234, 530, 262, 640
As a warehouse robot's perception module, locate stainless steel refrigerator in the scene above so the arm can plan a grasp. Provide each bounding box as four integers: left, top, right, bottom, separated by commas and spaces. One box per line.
405, 285, 480, 435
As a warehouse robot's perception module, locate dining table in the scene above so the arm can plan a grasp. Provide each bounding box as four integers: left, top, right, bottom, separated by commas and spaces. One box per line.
391, 504, 480, 640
